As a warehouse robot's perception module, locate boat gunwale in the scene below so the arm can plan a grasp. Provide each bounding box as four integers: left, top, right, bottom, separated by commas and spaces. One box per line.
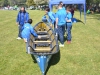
29, 22, 59, 55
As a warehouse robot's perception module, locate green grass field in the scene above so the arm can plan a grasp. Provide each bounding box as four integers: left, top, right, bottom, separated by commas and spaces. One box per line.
0, 10, 100, 75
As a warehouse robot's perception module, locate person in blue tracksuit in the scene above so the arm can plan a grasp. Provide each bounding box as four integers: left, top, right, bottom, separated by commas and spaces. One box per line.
21, 19, 41, 54
42, 15, 47, 22
66, 7, 73, 44
16, 7, 29, 40
45, 8, 56, 28
59, 1, 66, 10
58, 1, 66, 35
55, 4, 67, 47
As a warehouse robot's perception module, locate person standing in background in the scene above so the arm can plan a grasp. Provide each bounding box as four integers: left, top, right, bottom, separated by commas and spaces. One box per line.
45, 8, 56, 29
66, 6, 73, 44
7, 5, 10, 10
70, 6, 74, 18
16, 7, 29, 40
59, 1, 66, 10
55, 4, 67, 47
59, 1, 66, 35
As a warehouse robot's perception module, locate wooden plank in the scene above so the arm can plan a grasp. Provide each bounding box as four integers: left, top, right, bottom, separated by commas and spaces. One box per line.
37, 31, 47, 33
37, 31, 48, 35
34, 48, 51, 51
34, 46, 51, 52
39, 35, 49, 37
35, 35, 49, 40
33, 41, 51, 44
34, 41, 51, 42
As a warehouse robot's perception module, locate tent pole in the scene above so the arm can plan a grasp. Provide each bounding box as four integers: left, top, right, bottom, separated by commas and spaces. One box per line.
84, 3, 86, 24
80, 4, 82, 20
49, 3, 52, 11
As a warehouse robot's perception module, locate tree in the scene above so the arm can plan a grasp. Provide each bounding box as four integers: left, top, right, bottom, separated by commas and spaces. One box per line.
34, 0, 48, 5
26, 0, 35, 7
0, 0, 3, 6
8, 0, 16, 6
8, 0, 26, 6
3, 0, 9, 6
0, 0, 27, 6
86, 0, 100, 5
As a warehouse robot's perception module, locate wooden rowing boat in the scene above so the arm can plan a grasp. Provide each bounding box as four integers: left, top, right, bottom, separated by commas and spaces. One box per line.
29, 22, 59, 75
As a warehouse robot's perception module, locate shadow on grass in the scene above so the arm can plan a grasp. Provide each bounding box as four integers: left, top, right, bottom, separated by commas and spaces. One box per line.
45, 50, 61, 75
63, 35, 67, 43
30, 51, 61, 75
76, 19, 85, 24
31, 54, 37, 63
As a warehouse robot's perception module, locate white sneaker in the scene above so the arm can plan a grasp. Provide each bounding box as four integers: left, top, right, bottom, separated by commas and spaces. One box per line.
16, 37, 21, 40
59, 44, 64, 47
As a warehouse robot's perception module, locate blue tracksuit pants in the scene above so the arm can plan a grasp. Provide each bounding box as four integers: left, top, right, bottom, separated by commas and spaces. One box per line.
57, 25, 65, 44
66, 23, 72, 41
18, 25, 23, 38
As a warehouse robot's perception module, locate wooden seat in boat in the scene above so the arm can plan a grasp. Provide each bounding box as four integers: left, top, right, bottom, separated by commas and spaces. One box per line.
34, 48, 51, 52
33, 41, 51, 44
29, 22, 59, 55
37, 31, 48, 35
36, 43, 50, 47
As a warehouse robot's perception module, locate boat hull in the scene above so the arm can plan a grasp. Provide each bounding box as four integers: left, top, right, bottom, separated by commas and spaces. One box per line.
34, 55, 52, 75
29, 22, 59, 75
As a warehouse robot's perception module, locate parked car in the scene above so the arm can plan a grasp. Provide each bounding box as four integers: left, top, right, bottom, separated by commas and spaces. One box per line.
29, 6, 35, 10
4, 7, 8, 10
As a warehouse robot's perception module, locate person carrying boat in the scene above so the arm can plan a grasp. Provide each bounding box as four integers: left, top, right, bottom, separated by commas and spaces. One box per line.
45, 8, 56, 29
21, 19, 41, 54
16, 7, 29, 40
66, 6, 73, 44
55, 3, 67, 47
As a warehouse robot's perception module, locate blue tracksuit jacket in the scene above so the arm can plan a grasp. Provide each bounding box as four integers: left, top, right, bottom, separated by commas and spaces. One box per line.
16, 12, 29, 26
47, 11, 56, 24
21, 23, 38, 41
66, 12, 72, 24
